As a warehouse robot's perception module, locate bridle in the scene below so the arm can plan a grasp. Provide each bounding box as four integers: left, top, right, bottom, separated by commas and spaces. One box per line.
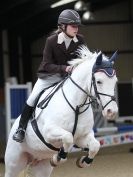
62, 71, 116, 113
91, 72, 116, 110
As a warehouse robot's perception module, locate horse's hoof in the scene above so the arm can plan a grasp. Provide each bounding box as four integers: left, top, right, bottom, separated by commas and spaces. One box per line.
50, 154, 67, 167
76, 156, 92, 168
76, 157, 84, 168
50, 154, 59, 167
50, 158, 58, 167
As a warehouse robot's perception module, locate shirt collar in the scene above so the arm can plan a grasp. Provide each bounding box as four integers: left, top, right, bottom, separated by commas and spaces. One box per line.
57, 32, 78, 44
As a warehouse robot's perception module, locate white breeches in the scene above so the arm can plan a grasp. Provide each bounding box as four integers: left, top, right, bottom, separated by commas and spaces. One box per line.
27, 75, 62, 107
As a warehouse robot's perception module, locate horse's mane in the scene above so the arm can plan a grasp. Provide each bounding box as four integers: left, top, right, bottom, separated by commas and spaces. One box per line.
68, 45, 98, 67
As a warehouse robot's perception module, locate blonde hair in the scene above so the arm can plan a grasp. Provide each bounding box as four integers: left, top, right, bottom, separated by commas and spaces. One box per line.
49, 26, 63, 35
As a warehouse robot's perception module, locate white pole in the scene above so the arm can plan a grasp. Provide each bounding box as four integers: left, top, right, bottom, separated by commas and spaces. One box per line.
5, 82, 11, 140
5, 82, 32, 141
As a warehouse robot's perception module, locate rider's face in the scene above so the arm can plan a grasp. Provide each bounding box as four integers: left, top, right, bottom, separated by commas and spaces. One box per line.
66, 24, 79, 37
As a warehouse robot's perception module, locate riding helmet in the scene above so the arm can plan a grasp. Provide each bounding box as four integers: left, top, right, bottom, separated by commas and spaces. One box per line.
58, 9, 81, 25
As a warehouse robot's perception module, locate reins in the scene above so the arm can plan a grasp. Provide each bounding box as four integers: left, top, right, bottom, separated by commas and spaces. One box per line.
37, 78, 68, 109
61, 75, 93, 136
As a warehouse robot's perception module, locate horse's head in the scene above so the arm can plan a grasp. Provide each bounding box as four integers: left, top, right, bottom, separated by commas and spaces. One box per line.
92, 51, 118, 120
68, 46, 118, 120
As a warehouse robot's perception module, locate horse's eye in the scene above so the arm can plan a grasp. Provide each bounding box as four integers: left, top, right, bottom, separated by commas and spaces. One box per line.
97, 81, 102, 85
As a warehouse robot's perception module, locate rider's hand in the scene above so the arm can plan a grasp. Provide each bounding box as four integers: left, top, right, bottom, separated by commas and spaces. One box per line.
65, 66, 73, 73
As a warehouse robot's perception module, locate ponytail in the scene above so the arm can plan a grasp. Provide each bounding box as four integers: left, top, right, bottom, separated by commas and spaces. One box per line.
50, 26, 62, 35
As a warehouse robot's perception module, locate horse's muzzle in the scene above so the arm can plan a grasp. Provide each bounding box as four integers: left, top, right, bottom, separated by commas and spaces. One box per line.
102, 103, 118, 120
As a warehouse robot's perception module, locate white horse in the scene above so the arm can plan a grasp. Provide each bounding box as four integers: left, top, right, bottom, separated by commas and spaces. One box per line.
5, 46, 118, 177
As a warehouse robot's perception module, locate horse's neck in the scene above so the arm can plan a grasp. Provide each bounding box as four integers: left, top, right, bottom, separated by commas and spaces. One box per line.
63, 62, 92, 106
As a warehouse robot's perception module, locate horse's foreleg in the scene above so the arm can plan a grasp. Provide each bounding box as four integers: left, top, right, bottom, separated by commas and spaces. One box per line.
75, 131, 100, 168
45, 126, 73, 166
5, 147, 28, 177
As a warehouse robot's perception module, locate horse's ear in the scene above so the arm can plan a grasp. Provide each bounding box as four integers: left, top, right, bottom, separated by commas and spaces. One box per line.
96, 52, 102, 65
110, 51, 118, 64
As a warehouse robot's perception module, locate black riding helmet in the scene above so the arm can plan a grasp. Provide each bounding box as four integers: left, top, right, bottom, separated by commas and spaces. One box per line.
58, 9, 81, 26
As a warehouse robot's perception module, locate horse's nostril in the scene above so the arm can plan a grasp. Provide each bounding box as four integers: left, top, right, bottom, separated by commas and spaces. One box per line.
107, 109, 112, 114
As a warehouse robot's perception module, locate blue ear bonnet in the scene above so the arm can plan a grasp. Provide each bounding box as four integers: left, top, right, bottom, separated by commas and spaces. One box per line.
92, 60, 115, 77
92, 51, 118, 77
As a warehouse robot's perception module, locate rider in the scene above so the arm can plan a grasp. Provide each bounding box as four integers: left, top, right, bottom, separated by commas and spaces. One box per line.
13, 9, 86, 143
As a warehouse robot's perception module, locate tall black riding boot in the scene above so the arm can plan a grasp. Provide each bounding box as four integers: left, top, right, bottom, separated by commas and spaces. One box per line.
13, 104, 34, 143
